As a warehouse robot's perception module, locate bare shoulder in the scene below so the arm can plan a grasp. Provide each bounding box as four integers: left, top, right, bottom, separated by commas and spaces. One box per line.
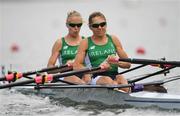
55, 37, 62, 45
80, 37, 88, 46
110, 34, 120, 42
109, 34, 123, 47
52, 37, 62, 51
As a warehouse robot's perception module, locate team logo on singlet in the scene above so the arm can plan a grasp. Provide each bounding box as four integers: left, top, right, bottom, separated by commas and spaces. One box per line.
90, 46, 95, 50
89, 49, 116, 57
63, 46, 68, 49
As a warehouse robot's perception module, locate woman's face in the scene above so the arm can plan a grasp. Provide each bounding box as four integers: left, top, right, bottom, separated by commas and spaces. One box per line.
67, 16, 83, 36
90, 16, 107, 37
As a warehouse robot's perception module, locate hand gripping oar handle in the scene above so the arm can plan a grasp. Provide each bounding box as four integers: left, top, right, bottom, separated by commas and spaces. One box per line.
0, 64, 68, 82
0, 67, 101, 89
119, 58, 180, 67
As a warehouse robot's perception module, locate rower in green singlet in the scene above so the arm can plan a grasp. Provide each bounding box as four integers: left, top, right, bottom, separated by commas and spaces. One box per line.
87, 34, 118, 77
47, 10, 90, 84
74, 11, 131, 92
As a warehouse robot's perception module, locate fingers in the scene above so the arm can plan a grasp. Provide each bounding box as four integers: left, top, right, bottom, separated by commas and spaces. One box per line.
100, 60, 110, 70
107, 55, 119, 64
66, 60, 74, 67
100, 55, 120, 70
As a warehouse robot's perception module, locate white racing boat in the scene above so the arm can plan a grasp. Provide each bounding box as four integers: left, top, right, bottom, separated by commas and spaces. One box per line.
1, 58, 180, 110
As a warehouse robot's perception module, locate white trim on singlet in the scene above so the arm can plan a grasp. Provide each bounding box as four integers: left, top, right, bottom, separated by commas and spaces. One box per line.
58, 55, 63, 65
57, 55, 64, 80
84, 53, 92, 68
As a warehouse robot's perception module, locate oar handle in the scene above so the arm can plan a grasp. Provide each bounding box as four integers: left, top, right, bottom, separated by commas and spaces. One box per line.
0, 79, 35, 89
23, 64, 68, 76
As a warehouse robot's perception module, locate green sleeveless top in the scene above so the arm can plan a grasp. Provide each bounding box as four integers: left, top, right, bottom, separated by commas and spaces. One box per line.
87, 34, 118, 74
59, 37, 84, 64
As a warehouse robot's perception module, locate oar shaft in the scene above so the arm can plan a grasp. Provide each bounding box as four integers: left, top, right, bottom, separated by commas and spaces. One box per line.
52, 67, 101, 80
129, 66, 176, 83
119, 58, 180, 66
119, 64, 147, 75
162, 76, 180, 83
33, 76, 180, 90
0, 79, 35, 89
23, 65, 67, 76
34, 84, 133, 89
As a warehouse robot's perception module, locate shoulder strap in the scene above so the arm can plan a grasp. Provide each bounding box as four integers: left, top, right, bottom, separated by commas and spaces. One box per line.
87, 36, 93, 49
106, 34, 116, 45
106, 34, 112, 41
61, 37, 67, 47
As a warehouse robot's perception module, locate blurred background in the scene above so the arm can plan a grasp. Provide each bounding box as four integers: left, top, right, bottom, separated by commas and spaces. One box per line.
0, 0, 180, 75
0, 1, 180, 115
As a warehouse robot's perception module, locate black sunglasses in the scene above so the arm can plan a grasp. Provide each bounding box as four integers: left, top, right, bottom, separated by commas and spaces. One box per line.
91, 22, 107, 28
68, 23, 82, 28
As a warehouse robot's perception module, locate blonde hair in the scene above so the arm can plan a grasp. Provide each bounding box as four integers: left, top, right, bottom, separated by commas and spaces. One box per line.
66, 10, 82, 23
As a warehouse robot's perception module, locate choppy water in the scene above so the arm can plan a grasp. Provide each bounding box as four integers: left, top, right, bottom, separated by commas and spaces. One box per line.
1, 88, 180, 116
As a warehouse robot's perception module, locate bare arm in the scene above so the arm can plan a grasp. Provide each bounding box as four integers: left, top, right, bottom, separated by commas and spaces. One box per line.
110, 35, 131, 69
47, 39, 62, 67
73, 38, 88, 70
73, 38, 92, 83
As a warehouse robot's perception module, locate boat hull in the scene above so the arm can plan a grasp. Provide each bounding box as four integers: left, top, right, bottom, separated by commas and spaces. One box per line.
16, 87, 180, 110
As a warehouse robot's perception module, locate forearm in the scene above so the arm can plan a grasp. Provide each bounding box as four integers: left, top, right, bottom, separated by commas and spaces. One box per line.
47, 54, 58, 67
73, 62, 86, 70
118, 62, 131, 69
47, 61, 55, 67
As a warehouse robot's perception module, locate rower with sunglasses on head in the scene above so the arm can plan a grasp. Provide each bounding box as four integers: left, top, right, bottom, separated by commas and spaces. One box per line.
47, 10, 88, 84
74, 12, 131, 92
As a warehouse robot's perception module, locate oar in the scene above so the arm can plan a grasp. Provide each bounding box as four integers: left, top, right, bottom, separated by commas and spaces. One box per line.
0, 64, 68, 82
160, 75, 180, 84
118, 63, 166, 75
117, 57, 166, 75
128, 65, 176, 83
22, 82, 154, 89
46, 65, 73, 74
0, 67, 101, 89
118, 64, 147, 75
33, 75, 180, 91
118, 58, 180, 67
